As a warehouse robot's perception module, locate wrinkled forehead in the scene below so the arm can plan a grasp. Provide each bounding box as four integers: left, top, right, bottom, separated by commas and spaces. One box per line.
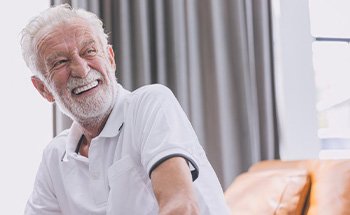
36, 18, 98, 49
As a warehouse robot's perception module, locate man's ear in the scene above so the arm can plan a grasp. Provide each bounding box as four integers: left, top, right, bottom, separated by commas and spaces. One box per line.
107, 45, 116, 70
31, 76, 55, 102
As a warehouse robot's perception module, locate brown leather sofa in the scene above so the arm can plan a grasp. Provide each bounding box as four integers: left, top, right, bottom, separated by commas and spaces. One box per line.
224, 160, 350, 215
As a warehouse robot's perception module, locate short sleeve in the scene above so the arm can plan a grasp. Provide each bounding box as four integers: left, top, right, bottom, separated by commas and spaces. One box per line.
132, 85, 200, 181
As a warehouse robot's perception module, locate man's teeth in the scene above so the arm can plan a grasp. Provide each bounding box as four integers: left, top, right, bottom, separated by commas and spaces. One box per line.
73, 81, 98, 95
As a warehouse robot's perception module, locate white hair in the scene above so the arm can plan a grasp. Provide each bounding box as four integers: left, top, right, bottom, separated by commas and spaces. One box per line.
20, 4, 109, 79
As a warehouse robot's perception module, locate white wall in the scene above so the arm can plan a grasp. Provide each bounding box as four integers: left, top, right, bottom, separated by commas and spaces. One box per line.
272, 0, 320, 159
0, 1, 51, 214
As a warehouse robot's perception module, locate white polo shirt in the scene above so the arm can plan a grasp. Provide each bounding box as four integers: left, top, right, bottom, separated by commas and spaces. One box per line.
25, 84, 230, 215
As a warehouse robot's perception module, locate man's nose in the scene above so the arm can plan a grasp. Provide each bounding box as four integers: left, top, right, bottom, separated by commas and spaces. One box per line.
70, 55, 89, 78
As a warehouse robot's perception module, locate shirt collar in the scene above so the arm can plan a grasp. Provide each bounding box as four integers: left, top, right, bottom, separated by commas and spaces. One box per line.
98, 84, 130, 137
63, 84, 130, 160
63, 122, 83, 161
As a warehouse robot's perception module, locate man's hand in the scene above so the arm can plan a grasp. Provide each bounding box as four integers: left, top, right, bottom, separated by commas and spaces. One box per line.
150, 157, 200, 215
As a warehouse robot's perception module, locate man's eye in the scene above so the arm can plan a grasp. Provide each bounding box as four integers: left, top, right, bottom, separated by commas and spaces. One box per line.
52, 59, 68, 68
86, 48, 97, 56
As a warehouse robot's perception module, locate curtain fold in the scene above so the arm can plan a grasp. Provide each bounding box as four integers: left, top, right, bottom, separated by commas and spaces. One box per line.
54, 0, 279, 189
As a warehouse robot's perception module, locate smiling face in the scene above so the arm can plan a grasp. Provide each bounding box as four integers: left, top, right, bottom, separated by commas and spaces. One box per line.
34, 18, 118, 123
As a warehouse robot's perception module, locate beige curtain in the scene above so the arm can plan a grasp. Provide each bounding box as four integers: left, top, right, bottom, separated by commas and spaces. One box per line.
53, 0, 279, 189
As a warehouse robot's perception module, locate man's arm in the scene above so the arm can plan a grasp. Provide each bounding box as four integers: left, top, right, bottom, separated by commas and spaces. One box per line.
150, 157, 200, 215
25, 157, 61, 215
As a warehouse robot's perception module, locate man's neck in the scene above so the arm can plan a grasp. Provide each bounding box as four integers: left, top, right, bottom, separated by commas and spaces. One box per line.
76, 109, 112, 146
76, 112, 110, 158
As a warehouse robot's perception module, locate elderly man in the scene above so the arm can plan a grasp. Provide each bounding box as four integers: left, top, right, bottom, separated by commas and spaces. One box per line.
22, 4, 229, 215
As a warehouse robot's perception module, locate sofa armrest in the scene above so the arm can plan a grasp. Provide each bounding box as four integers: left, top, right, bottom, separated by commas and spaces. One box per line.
225, 168, 310, 215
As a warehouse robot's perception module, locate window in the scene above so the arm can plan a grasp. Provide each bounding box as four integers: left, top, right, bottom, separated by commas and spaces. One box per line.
309, 0, 350, 157
0, 1, 50, 214
272, 0, 350, 159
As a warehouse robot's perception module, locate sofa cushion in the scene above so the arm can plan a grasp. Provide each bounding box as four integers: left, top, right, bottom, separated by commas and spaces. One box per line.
225, 169, 310, 215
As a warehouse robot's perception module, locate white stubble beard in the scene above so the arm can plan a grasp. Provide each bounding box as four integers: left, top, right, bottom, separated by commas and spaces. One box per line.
49, 67, 118, 126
